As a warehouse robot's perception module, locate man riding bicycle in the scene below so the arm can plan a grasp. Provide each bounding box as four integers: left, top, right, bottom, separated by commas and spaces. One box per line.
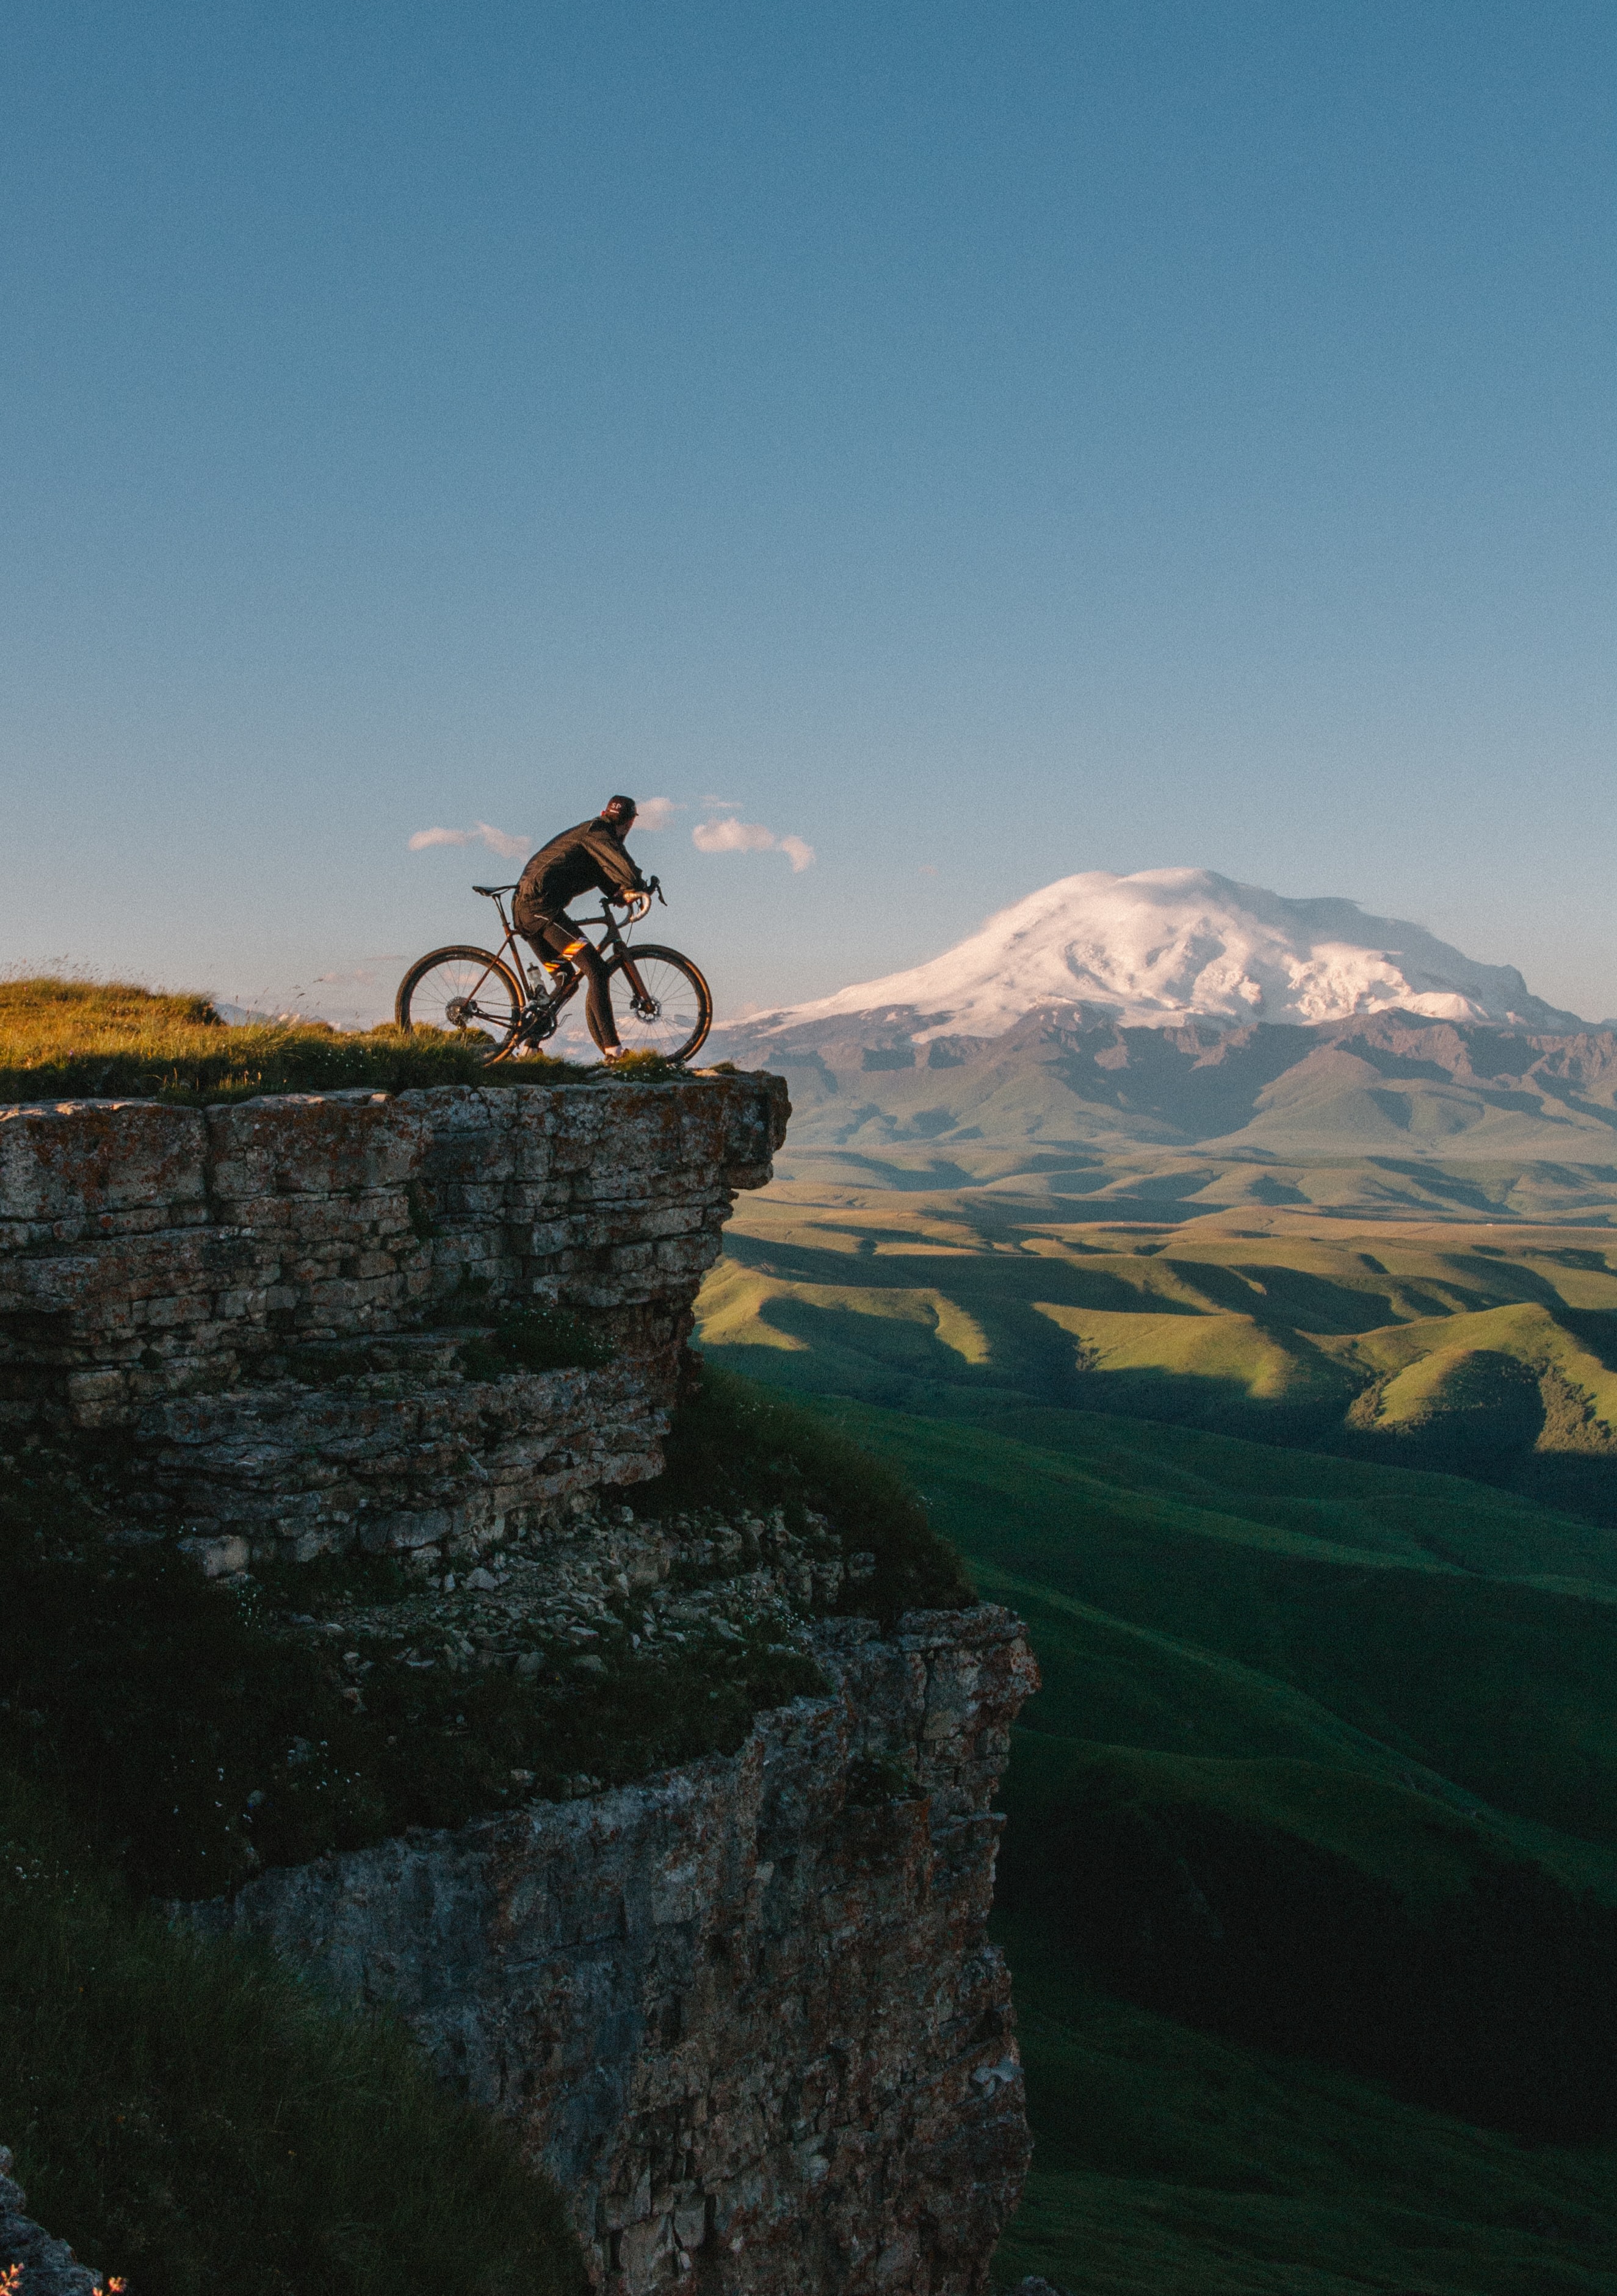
396, 793, 712, 1062
512, 795, 649, 1059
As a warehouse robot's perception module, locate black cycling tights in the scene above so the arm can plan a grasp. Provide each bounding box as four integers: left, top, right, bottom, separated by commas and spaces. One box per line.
523, 917, 617, 1050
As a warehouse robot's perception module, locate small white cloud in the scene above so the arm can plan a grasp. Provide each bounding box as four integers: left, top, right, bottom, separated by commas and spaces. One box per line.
634, 796, 682, 832
693, 817, 776, 855
474, 821, 530, 858
692, 817, 815, 872
918, 863, 939, 878
407, 821, 530, 858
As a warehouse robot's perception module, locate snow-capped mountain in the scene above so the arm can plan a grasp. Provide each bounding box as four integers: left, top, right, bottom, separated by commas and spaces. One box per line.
743, 870, 1581, 1041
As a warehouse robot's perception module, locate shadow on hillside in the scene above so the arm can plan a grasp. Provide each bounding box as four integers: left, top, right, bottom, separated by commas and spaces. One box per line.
708, 1282, 1617, 1528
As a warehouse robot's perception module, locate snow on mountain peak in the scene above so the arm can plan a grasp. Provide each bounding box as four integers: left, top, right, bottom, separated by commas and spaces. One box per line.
750, 869, 1580, 1039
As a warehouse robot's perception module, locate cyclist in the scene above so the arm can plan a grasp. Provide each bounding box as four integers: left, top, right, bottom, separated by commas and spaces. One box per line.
512, 796, 651, 1058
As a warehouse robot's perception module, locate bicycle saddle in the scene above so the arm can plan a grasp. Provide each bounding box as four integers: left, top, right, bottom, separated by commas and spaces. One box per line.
472, 883, 518, 897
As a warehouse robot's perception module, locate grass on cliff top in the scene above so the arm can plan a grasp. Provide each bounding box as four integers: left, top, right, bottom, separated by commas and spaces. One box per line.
0, 1771, 588, 2296
633, 1362, 973, 1624
0, 975, 590, 1102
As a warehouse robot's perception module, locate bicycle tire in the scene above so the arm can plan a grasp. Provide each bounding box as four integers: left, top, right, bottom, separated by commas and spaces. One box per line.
600, 944, 713, 1063
394, 945, 526, 1061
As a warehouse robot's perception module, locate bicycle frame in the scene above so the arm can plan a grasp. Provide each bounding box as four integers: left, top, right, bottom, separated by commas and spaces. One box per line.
476, 883, 660, 1033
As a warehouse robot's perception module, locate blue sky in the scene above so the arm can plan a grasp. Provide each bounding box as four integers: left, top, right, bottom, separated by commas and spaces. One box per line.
2, 1, 1613, 1023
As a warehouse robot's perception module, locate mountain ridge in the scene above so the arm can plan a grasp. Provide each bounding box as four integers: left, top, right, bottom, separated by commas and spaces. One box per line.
738, 868, 1583, 1041
710, 1004, 1617, 1167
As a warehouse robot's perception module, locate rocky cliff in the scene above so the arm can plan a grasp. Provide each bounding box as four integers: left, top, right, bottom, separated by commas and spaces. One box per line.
2, 1077, 1034, 2294
0, 1075, 784, 1569
187, 1606, 1035, 2296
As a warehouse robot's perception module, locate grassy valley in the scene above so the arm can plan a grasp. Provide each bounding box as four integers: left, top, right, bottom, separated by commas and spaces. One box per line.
704, 1179, 1617, 1520
697, 1150, 1617, 2292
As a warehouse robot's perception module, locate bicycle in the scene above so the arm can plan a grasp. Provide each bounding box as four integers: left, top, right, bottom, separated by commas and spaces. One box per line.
394, 878, 713, 1065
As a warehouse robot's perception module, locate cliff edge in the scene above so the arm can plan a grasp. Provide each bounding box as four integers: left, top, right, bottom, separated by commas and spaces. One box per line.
1, 1075, 1034, 2294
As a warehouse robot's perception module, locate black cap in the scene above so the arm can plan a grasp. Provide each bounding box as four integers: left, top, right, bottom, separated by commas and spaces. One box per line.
604, 794, 637, 820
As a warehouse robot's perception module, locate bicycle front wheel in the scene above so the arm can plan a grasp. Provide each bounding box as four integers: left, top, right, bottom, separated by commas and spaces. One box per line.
394, 946, 524, 1060
601, 945, 713, 1063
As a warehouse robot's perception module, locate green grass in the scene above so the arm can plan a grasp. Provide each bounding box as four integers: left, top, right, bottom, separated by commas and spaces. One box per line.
700, 1176, 1617, 2278
814, 1397, 1617, 1861
701, 1191, 1617, 1518
997, 1731, 1617, 2140
0, 975, 590, 1102
993, 1921, 1617, 2296
713, 1378, 1617, 2250
0, 1772, 587, 2296
631, 1361, 973, 1624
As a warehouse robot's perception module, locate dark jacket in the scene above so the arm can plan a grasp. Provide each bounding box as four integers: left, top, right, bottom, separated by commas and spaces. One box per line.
514, 817, 648, 924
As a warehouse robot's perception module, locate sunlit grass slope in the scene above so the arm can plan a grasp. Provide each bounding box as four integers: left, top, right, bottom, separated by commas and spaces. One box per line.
701, 1183, 1617, 1517
0, 976, 585, 1102
769, 1135, 1617, 1222
703, 1165, 1617, 2281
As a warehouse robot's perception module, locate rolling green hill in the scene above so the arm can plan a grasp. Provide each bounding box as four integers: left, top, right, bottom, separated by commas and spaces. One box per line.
698, 1158, 1617, 2290
739, 1388, 1617, 2287
993, 1925, 1617, 2296
703, 1184, 1617, 1520
695, 1017, 1617, 2286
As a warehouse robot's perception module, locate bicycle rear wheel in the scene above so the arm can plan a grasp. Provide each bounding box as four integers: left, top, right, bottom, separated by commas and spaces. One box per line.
601, 945, 713, 1063
394, 946, 524, 1060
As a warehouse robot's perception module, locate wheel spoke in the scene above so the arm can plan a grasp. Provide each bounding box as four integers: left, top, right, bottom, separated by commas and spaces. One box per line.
605, 953, 711, 1061
398, 950, 523, 1056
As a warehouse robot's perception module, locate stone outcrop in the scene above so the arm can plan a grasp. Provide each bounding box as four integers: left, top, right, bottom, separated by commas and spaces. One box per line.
0, 1077, 786, 1565
277, 1487, 857, 1706
7, 1075, 1037, 2294
184, 1606, 1037, 2296
0, 2147, 105, 2294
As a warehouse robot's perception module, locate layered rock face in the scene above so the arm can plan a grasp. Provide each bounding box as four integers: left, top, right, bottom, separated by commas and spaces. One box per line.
0, 1077, 785, 1567
6, 1076, 1036, 2293
187, 1606, 1037, 2296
